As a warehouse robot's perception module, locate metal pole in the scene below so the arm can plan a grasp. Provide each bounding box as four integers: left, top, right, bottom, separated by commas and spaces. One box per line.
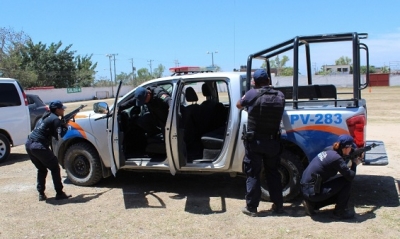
113, 54, 117, 85
106, 54, 113, 97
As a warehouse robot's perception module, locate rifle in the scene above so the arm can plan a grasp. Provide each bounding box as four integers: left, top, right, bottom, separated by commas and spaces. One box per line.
62, 104, 87, 124
344, 143, 380, 164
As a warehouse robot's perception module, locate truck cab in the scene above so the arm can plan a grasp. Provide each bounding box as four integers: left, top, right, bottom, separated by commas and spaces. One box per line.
54, 32, 388, 201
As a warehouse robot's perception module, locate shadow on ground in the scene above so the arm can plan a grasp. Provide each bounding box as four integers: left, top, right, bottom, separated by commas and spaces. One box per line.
0, 153, 28, 166
64, 170, 399, 220
79, 171, 247, 214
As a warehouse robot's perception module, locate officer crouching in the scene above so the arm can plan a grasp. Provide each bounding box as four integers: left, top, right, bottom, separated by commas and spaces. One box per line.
236, 69, 285, 217
301, 134, 362, 219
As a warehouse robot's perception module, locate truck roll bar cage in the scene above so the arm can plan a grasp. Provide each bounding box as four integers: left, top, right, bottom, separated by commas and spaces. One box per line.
246, 32, 370, 109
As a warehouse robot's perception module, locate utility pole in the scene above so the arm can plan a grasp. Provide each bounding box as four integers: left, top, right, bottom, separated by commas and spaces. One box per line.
106, 54, 113, 97
106, 53, 118, 97
148, 59, 153, 76
129, 58, 136, 86
113, 54, 117, 85
207, 51, 218, 67
174, 59, 180, 67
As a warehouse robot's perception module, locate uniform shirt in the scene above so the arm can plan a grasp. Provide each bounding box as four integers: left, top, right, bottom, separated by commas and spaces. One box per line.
239, 86, 285, 111
301, 146, 356, 185
29, 112, 67, 146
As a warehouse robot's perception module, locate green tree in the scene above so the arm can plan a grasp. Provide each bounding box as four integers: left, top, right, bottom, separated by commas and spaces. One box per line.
380, 66, 390, 73
115, 72, 132, 85
19, 41, 77, 88
280, 67, 294, 76
335, 56, 352, 65
136, 68, 152, 85
261, 55, 290, 76
152, 64, 165, 78
360, 65, 376, 74
75, 54, 97, 87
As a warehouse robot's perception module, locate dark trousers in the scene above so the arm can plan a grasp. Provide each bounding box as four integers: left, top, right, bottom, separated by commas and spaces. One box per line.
302, 176, 352, 211
137, 112, 163, 137
243, 139, 283, 209
25, 139, 63, 194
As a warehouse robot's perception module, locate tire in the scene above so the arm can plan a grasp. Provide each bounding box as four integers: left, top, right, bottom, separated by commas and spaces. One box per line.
64, 142, 103, 186
261, 150, 304, 202
0, 133, 11, 164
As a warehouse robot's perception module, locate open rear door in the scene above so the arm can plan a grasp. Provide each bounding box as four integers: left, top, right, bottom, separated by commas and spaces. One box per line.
108, 81, 124, 176
165, 80, 185, 175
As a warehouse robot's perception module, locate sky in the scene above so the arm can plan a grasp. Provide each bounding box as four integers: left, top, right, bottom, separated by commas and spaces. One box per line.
2, 0, 400, 79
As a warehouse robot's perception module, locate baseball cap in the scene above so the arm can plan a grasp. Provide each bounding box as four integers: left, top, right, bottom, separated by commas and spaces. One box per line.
337, 134, 356, 148
49, 100, 66, 110
253, 69, 269, 83
134, 87, 147, 106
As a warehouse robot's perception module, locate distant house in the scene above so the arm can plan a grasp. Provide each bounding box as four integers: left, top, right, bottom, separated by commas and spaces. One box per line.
323, 64, 351, 74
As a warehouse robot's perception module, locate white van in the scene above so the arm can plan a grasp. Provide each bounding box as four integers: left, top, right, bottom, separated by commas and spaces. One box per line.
0, 78, 31, 163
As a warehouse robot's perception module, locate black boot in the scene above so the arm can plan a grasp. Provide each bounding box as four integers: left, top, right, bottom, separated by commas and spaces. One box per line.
39, 193, 47, 201
55, 191, 72, 200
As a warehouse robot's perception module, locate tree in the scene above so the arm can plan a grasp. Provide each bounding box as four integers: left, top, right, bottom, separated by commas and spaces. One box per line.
335, 56, 352, 65
261, 55, 290, 76
360, 65, 376, 74
115, 72, 132, 85
152, 64, 165, 78
135, 68, 152, 85
75, 54, 97, 87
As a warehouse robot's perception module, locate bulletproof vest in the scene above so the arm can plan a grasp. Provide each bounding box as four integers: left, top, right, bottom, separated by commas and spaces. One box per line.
247, 87, 285, 135
29, 113, 56, 145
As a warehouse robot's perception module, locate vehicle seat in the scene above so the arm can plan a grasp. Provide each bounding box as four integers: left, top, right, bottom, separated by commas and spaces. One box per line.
198, 83, 227, 135
200, 126, 225, 160
182, 87, 202, 153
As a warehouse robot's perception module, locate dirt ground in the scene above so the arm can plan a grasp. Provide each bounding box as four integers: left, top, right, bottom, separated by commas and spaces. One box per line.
0, 86, 399, 239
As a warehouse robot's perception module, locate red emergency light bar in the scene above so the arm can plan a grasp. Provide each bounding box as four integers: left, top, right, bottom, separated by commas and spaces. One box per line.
169, 66, 201, 73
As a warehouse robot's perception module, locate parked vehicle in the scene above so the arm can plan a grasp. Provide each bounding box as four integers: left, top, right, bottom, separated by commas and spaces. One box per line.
0, 78, 31, 163
27, 94, 49, 130
53, 32, 388, 201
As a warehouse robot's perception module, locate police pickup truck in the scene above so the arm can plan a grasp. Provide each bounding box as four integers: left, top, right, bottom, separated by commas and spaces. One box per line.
53, 32, 388, 201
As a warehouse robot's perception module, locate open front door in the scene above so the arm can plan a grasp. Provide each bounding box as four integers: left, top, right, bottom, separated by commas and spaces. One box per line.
165, 80, 185, 175
108, 81, 124, 176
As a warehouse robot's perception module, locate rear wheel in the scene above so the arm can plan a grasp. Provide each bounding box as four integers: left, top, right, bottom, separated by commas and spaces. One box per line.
0, 133, 11, 164
261, 150, 304, 202
64, 142, 102, 186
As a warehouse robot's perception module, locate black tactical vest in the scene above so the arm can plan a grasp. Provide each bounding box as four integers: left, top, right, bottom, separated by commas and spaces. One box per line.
247, 87, 285, 135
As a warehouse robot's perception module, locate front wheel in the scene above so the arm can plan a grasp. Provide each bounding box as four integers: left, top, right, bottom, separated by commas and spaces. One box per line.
261, 150, 304, 202
0, 133, 11, 164
64, 142, 103, 186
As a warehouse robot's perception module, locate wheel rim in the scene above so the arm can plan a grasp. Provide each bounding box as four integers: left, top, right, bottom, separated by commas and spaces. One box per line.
278, 165, 291, 189
72, 155, 90, 178
0, 140, 5, 158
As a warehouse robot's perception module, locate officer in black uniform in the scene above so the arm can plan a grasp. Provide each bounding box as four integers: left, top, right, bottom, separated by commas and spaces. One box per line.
119, 86, 171, 137
301, 134, 362, 219
236, 69, 285, 217
25, 100, 72, 201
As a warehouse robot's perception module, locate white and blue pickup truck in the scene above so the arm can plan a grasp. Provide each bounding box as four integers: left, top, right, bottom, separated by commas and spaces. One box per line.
53, 32, 388, 201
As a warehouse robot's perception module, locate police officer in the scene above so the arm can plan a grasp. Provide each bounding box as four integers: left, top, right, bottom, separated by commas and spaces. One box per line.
236, 69, 285, 217
301, 134, 362, 219
25, 100, 72, 201
119, 86, 171, 137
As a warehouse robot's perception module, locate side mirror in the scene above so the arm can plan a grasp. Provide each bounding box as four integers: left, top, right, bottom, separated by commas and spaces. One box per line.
93, 102, 109, 114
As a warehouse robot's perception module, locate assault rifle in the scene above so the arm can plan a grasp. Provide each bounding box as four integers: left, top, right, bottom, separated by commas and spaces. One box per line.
344, 143, 380, 161
62, 104, 87, 124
